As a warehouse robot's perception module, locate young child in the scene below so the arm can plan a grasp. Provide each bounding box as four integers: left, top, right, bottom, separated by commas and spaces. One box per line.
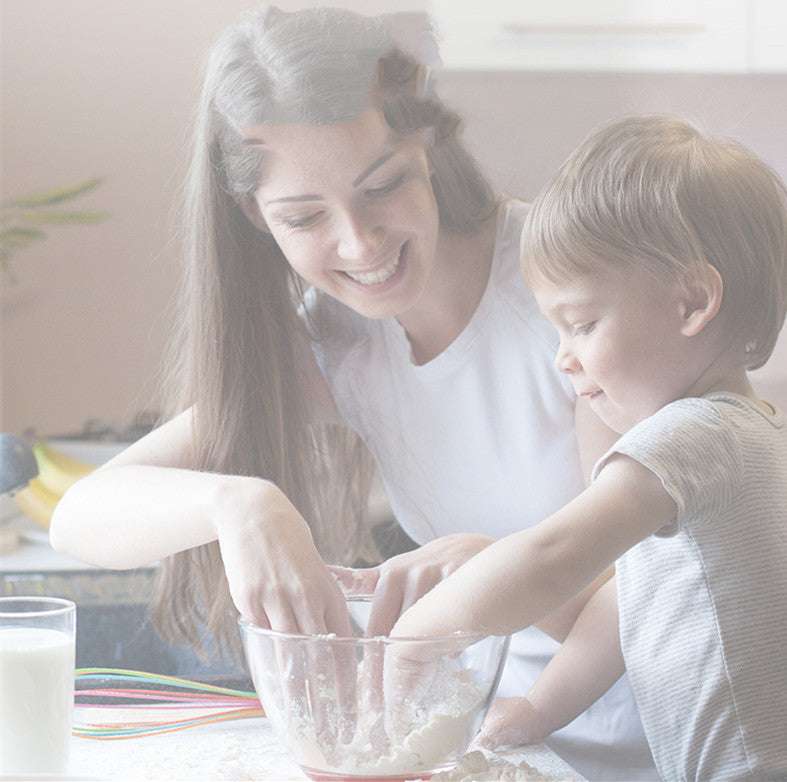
390, 115, 787, 781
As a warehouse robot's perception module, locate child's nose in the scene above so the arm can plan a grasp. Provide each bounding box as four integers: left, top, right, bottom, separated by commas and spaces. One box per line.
555, 343, 581, 374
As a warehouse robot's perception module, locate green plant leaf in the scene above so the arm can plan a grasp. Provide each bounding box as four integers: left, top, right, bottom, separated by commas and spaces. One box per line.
0, 226, 47, 242
4, 177, 103, 208
0, 227, 47, 260
18, 209, 110, 225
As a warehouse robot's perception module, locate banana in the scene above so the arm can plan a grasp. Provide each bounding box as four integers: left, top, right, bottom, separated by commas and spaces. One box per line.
13, 478, 60, 529
33, 441, 94, 497
11, 442, 96, 530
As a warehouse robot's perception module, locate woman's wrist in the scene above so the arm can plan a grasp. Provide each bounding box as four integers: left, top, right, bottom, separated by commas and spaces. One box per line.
210, 474, 277, 538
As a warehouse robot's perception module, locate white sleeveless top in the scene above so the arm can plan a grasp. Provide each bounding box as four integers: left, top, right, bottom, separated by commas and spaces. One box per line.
307, 200, 657, 780
308, 200, 584, 542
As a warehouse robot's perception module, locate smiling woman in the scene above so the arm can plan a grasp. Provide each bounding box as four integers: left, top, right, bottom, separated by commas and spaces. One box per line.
238, 112, 441, 322
49, 6, 657, 780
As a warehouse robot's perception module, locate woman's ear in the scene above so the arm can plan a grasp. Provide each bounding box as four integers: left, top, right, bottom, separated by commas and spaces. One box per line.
678, 263, 724, 337
239, 195, 270, 234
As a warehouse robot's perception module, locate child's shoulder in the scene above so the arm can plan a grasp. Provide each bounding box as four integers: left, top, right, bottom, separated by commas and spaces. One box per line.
594, 397, 744, 517
703, 391, 784, 429
595, 393, 785, 526
654, 395, 725, 424
631, 393, 781, 438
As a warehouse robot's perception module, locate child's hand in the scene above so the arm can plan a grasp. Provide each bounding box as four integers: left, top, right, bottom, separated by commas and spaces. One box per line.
382, 632, 470, 738
330, 533, 494, 637
475, 697, 551, 749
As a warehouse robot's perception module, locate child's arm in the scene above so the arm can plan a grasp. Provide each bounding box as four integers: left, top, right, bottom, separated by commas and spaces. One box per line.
479, 577, 622, 747
534, 566, 613, 642
391, 453, 675, 640
530, 577, 623, 734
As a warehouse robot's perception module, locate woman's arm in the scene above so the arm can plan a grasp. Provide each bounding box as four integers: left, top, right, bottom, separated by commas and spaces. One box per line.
50, 408, 231, 568
391, 454, 676, 639
49, 407, 352, 635
50, 339, 341, 569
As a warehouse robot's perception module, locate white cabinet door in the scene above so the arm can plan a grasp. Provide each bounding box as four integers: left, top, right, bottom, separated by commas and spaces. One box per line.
750, 0, 787, 70
429, 0, 753, 71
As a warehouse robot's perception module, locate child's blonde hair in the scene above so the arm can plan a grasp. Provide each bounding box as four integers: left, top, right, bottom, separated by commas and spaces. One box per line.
522, 115, 787, 369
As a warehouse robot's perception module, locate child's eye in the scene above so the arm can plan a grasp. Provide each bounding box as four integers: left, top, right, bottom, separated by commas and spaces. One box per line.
574, 321, 597, 336
365, 172, 406, 197
280, 212, 323, 230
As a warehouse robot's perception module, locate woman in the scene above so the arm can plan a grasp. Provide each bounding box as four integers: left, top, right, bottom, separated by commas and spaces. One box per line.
50, 7, 654, 779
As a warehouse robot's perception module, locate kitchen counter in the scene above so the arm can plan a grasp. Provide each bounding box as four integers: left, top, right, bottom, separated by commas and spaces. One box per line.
67, 707, 584, 781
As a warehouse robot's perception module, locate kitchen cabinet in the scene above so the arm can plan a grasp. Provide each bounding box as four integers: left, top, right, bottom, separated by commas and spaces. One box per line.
428, 0, 787, 72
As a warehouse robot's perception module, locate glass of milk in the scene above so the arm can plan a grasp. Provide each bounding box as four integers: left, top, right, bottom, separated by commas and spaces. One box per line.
0, 596, 76, 776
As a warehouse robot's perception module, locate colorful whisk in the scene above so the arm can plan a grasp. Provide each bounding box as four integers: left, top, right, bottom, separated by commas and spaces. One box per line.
73, 668, 263, 740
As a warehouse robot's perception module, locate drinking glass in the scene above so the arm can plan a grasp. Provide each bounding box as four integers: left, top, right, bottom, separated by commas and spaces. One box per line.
0, 596, 76, 775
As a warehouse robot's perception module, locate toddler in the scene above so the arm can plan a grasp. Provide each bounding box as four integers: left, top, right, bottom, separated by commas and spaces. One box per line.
391, 115, 787, 781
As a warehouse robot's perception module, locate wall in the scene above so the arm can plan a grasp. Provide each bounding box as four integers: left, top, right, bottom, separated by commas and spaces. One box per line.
2, 1, 786, 435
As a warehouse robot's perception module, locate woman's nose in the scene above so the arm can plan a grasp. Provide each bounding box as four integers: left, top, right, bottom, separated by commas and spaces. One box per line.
336, 210, 384, 263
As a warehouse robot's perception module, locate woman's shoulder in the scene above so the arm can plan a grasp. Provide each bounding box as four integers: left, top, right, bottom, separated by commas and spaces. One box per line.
490, 199, 559, 353
490, 198, 530, 286
500, 197, 530, 225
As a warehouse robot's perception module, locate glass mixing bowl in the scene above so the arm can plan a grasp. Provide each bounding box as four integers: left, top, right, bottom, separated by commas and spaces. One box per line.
239, 597, 510, 781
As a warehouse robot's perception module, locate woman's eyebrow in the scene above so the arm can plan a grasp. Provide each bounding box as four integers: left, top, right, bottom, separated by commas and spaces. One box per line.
263, 145, 399, 206
265, 193, 323, 205
352, 148, 397, 187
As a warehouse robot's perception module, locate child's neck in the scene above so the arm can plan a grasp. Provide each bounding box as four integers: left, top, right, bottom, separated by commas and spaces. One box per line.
685, 360, 765, 410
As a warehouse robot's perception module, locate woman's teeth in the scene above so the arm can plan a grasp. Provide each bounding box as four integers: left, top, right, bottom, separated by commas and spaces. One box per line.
344, 248, 402, 286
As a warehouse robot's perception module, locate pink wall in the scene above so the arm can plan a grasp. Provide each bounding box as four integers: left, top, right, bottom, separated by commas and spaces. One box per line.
2, 3, 786, 435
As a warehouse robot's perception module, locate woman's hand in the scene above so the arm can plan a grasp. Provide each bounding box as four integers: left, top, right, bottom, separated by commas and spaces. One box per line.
215, 478, 357, 743
331, 533, 494, 636
214, 476, 352, 636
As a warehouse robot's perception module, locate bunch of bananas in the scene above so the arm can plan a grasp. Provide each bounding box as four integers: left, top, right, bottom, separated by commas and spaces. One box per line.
13, 442, 95, 529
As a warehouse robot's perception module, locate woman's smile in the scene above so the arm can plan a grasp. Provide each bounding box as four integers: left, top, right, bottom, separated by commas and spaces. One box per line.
339, 240, 408, 289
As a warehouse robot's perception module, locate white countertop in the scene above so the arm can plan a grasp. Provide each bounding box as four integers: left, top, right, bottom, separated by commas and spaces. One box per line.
67, 708, 583, 781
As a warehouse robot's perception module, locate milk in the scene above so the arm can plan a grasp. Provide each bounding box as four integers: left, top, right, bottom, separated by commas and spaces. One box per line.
0, 626, 75, 774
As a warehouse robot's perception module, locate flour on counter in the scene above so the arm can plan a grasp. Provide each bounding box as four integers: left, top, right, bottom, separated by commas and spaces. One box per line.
428, 750, 562, 781
70, 711, 306, 781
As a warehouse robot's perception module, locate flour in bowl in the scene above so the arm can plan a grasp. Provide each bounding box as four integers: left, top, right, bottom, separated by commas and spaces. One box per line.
285, 660, 488, 777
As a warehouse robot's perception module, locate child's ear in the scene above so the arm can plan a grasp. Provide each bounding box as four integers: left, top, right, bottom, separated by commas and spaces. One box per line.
238, 195, 271, 234
678, 263, 724, 337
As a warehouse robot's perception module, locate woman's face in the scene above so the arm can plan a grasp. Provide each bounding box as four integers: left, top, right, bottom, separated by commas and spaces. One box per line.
243, 109, 440, 320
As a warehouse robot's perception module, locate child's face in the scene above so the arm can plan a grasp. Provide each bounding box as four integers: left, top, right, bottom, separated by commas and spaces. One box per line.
533, 266, 698, 434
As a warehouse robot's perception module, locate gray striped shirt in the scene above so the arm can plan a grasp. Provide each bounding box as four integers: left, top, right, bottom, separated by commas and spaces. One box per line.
594, 393, 787, 781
